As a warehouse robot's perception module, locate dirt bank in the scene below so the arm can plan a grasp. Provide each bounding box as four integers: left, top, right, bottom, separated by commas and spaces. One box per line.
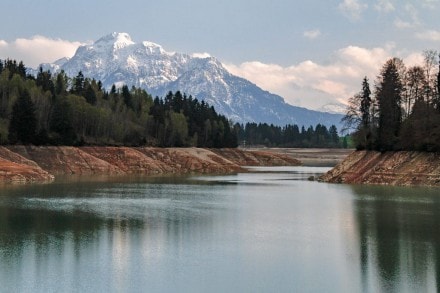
244, 148, 353, 167
0, 146, 300, 183
320, 150, 440, 187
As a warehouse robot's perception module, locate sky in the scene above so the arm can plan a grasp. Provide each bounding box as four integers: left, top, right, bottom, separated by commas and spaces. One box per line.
1, 0, 440, 111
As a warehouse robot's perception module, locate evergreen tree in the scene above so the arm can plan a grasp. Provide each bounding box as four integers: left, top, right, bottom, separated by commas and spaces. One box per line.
84, 83, 97, 105
36, 67, 55, 94
49, 97, 77, 145
360, 77, 371, 129
342, 77, 373, 149
8, 90, 37, 144
71, 71, 85, 95
110, 84, 117, 95
55, 71, 69, 96
121, 85, 133, 109
329, 125, 339, 145
375, 58, 404, 151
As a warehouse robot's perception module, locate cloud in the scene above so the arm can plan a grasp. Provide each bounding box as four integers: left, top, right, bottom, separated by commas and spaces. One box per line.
303, 29, 321, 40
192, 52, 211, 59
225, 45, 422, 110
338, 0, 368, 21
415, 29, 440, 41
0, 35, 83, 68
392, 4, 421, 29
422, 0, 439, 8
394, 18, 414, 29
374, 0, 395, 12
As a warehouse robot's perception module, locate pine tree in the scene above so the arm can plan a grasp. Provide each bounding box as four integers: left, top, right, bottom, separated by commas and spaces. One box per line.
376, 58, 404, 151
55, 71, 68, 96
84, 84, 97, 105
122, 85, 133, 109
72, 71, 85, 95
360, 77, 371, 129
49, 97, 77, 145
36, 67, 55, 94
8, 90, 37, 144
342, 77, 373, 149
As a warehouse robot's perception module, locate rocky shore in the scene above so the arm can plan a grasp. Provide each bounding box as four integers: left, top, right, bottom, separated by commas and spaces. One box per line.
320, 150, 440, 187
0, 146, 300, 183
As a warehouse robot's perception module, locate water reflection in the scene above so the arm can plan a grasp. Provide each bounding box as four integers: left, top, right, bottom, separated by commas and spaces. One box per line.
1, 169, 440, 292
0, 177, 239, 292
350, 185, 440, 292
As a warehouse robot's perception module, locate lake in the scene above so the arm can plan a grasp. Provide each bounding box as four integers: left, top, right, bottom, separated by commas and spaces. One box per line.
0, 166, 439, 292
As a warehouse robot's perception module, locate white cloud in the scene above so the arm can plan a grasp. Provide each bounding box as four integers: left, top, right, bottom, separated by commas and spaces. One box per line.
404, 4, 420, 25
374, 0, 395, 12
422, 0, 439, 8
394, 18, 413, 29
225, 45, 422, 110
303, 29, 321, 40
0, 35, 83, 68
192, 52, 211, 59
415, 29, 440, 41
338, 0, 368, 21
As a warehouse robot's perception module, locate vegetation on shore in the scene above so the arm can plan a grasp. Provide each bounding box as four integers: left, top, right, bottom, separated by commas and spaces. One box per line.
233, 122, 343, 148
0, 59, 344, 149
0, 60, 237, 147
343, 50, 440, 152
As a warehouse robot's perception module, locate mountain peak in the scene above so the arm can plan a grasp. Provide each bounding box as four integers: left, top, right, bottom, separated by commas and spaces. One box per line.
95, 32, 135, 50
142, 41, 167, 55
37, 32, 344, 128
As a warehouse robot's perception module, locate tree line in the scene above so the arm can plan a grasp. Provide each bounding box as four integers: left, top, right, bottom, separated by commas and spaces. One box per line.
0, 59, 237, 147
343, 50, 440, 152
233, 122, 343, 148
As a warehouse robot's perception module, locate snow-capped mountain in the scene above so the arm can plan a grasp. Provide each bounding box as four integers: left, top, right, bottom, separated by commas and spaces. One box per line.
39, 32, 343, 128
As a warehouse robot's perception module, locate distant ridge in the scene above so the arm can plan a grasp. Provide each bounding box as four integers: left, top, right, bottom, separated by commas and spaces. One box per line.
37, 32, 343, 128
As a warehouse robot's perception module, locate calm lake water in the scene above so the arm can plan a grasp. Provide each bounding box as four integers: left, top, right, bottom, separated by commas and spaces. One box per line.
1, 166, 440, 292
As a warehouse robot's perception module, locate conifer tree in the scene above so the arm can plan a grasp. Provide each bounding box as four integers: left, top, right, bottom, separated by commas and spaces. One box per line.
72, 71, 85, 95
8, 90, 37, 144
375, 58, 404, 151
342, 77, 373, 149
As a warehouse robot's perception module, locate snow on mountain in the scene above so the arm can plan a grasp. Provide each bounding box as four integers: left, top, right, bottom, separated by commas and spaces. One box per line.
37, 32, 343, 129
318, 103, 347, 114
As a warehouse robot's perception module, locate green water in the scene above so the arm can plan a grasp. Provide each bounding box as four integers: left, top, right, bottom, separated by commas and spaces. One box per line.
0, 167, 439, 292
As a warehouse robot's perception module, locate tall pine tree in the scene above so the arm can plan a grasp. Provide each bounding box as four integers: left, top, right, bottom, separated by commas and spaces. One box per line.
375, 58, 404, 151
8, 90, 37, 144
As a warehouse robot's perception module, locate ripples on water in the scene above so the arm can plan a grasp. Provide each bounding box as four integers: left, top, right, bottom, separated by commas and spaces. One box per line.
0, 166, 439, 292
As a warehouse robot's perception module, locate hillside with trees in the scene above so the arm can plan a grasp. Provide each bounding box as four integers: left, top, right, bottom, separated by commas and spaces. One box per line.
0, 59, 237, 147
0, 59, 344, 149
343, 51, 440, 152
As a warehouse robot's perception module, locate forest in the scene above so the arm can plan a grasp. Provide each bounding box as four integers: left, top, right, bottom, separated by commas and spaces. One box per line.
0, 59, 344, 149
0, 59, 237, 147
233, 122, 342, 148
343, 50, 440, 152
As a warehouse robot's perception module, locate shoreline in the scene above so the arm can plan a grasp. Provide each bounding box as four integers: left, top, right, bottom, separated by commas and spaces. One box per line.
320, 150, 440, 187
242, 147, 353, 167
0, 146, 301, 184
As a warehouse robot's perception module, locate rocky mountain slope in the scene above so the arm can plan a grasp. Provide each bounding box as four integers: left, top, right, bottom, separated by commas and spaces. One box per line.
38, 32, 343, 128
